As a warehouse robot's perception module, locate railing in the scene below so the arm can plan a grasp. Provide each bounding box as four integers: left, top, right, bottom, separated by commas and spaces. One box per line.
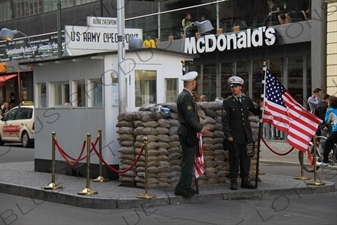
125, 0, 312, 41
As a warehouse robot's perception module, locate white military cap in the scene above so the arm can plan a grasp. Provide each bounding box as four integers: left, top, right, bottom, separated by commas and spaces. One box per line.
181, 71, 198, 82
228, 75, 244, 86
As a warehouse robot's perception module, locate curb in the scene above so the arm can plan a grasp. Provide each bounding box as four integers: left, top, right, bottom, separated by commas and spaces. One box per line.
1, 178, 335, 209
260, 159, 337, 170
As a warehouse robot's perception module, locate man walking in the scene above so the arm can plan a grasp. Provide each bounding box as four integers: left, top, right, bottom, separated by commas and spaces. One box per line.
307, 87, 322, 113
175, 71, 209, 198
221, 75, 261, 190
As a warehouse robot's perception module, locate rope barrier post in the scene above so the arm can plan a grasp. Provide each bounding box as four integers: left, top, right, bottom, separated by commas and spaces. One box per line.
294, 150, 311, 180
93, 129, 109, 182
307, 135, 325, 186
44, 132, 63, 190
78, 133, 98, 195
137, 137, 156, 199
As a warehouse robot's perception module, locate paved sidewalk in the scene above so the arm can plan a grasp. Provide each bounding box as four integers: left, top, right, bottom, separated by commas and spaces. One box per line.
0, 140, 336, 209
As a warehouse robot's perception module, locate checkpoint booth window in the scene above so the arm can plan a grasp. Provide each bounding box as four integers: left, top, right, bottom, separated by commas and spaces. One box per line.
165, 78, 178, 102
36, 83, 47, 107
135, 70, 157, 107
52, 82, 70, 106
87, 78, 102, 107
71, 80, 86, 107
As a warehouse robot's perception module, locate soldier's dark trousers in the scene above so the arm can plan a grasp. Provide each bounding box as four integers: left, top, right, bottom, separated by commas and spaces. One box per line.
228, 142, 250, 179
175, 134, 196, 192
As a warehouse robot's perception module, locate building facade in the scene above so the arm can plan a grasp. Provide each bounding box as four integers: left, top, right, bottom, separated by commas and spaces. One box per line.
326, 0, 337, 96
0, 0, 333, 139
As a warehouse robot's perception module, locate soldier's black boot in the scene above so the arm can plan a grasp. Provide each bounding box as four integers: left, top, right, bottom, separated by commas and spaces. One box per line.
241, 178, 255, 189
230, 179, 237, 190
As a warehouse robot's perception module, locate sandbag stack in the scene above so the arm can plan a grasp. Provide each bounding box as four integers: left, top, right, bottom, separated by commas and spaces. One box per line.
117, 101, 260, 189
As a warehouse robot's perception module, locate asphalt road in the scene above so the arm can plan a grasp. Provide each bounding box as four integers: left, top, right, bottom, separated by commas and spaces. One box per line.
1, 146, 337, 225
0, 144, 34, 163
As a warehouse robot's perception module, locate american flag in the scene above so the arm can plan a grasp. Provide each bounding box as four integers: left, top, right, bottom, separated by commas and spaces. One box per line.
194, 133, 205, 178
262, 68, 322, 152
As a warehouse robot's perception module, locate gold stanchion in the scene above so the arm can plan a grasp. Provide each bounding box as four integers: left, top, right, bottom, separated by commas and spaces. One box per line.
93, 129, 109, 182
78, 133, 98, 195
44, 132, 63, 190
307, 135, 325, 186
294, 149, 310, 180
137, 137, 156, 199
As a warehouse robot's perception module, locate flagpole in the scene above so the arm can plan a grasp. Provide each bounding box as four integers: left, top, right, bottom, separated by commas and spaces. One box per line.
255, 62, 267, 189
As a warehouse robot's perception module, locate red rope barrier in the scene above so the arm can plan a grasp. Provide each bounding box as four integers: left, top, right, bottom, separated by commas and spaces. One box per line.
260, 136, 295, 156
91, 141, 144, 174
55, 140, 85, 167
54, 137, 99, 166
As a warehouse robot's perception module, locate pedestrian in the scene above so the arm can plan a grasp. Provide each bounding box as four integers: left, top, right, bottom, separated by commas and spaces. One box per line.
182, 13, 193, 37
320, 95, 337, 168
307, 87, 322, 113
0, 101, 10, 117
174, 71, 209, 198
221, 75, 261, 190
314, 94, 330, 136
263, 0, 281, 26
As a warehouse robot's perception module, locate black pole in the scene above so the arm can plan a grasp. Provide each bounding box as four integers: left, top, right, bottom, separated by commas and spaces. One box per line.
255, 62, 266, 189
57, 0, 62, 58
100, 0, 103, 17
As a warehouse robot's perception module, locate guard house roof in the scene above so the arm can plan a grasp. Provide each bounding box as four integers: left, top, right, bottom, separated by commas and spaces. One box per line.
18, 48, 198, 66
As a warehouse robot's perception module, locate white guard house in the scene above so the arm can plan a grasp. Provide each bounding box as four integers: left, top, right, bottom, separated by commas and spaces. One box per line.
21, 48, 196, 179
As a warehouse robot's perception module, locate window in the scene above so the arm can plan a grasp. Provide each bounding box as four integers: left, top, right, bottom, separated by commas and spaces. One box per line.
52, 82, 69, 106
165, 79, 178, 102
14, 108, 32, 120
0, 1, 12, 22
87, 79, 103, 107
135, 70, 156, 107
4, 108, 18, 121
71, 80, 86, 107
36, 83, 46, 107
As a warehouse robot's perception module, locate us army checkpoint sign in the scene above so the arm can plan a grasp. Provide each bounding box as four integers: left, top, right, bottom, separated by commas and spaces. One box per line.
64, 25, 143, 55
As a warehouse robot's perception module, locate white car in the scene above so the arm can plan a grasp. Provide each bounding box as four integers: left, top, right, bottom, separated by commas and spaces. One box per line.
0, 102, 35, 147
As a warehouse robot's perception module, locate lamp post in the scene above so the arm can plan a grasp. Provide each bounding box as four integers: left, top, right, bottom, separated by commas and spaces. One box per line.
117, 0, 126, 113
57, 0, 62, 58
0, 28, 35, 59
0, 28, 35, 102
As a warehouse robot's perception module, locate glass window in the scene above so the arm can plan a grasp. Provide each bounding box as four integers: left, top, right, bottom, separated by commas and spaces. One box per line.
252, 60, 265, 102
4, 108, 18, 121
288, 56, 305, 106
36, 83, 46, 107
71, 80, 85, 107
52, 82, 69, 106
86, 79, 102, 107
135, 70, 156, 107
0, 1, 12, 22
14, 108, 32, 120
165, 78, 178, 103
199, 64, 217, 102
221, 63, 235, 99
43, 0, 56, 12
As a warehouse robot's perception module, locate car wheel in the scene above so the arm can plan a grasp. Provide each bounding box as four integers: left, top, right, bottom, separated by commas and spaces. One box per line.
22, 132, 32, 148
0, 135, 4, 146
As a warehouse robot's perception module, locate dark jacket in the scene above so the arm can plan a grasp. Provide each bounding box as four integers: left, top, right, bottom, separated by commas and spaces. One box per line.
314, 101, 328, 121
176, 89, 203, 136
221, 95, 260, 144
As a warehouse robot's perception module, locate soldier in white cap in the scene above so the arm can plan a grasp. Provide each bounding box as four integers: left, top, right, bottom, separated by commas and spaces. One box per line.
221, 75, 261, 190
174, 71, 210, 198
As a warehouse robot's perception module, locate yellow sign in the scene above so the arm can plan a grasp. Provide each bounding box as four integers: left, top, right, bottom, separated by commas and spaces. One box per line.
0, 63, 7, 73
21, 101, 34, 106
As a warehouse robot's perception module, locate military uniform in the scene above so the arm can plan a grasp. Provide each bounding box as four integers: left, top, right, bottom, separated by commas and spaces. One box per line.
222, 75, 260, 190
175, 71, 203, 198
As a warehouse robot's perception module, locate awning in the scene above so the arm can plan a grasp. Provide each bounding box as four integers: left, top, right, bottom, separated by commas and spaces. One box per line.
0, 74, 17, 86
